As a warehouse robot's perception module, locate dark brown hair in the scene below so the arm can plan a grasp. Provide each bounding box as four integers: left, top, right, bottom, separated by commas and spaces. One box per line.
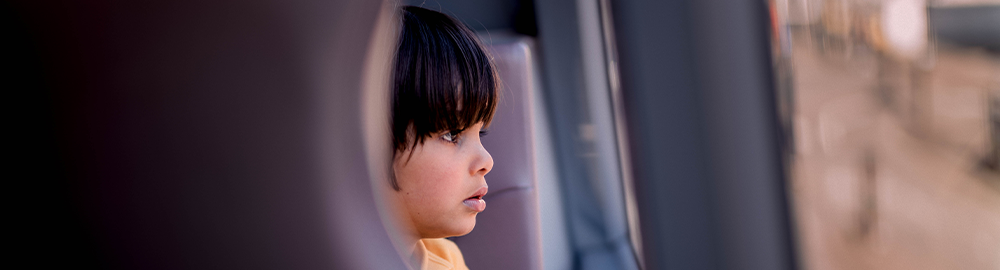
390, 6, 499, 190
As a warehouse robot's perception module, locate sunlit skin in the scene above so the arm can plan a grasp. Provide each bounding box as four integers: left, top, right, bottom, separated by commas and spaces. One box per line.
388, 121, 493, 268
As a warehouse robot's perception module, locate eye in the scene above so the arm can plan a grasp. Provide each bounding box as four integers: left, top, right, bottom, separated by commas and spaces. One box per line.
442, 130, 463, 143
479, 129, 489, 137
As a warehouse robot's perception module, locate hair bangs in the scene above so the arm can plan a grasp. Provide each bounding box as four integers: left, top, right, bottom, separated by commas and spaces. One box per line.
392, 6, 499, 154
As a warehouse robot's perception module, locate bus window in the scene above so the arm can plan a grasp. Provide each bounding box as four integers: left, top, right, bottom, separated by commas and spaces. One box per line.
775, 0, 1000, 269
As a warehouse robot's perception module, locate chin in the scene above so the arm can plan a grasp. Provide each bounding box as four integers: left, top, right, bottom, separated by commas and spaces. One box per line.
441, 217, 478, 238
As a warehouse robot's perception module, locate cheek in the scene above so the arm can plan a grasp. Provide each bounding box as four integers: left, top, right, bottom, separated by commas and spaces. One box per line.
395, 150, 464, 202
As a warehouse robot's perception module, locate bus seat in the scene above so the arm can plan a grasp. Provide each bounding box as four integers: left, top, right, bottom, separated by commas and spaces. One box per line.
450, 36, 543, 270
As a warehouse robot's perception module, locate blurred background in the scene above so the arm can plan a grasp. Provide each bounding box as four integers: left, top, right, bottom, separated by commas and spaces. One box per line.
7, 0, 998, 269
772, 0, 1000, 269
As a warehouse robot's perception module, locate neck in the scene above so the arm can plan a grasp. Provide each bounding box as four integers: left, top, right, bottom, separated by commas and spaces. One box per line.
386, 203, 423, 269
405, 236, 423, 270
382, 184, 425, 269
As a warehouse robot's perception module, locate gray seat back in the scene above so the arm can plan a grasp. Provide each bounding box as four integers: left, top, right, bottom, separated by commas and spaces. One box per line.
450, 37, 544, 270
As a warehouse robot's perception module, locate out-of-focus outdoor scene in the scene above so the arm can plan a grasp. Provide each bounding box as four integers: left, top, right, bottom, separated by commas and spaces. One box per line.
770, 0, 1000, 269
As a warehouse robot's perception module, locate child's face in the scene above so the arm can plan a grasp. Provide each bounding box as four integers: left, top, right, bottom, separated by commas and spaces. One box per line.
392, 121, 493, 238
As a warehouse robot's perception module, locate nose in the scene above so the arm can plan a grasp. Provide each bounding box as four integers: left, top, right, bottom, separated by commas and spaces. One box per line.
471, 141, 493, 177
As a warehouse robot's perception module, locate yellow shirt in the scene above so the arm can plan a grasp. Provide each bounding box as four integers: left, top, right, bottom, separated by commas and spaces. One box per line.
418, 238, 470, 270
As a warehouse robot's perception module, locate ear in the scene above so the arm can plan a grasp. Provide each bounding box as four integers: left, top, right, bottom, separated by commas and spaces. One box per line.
388, 153, 401, 191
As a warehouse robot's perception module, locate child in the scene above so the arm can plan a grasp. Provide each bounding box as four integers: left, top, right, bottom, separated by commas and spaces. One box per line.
385, 5, 498, 270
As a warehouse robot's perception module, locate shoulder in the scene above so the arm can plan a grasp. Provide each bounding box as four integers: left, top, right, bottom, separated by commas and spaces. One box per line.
421, 238, 469, 270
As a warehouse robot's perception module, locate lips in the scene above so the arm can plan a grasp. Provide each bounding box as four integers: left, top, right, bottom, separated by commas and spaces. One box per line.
463, 186, 488, 212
